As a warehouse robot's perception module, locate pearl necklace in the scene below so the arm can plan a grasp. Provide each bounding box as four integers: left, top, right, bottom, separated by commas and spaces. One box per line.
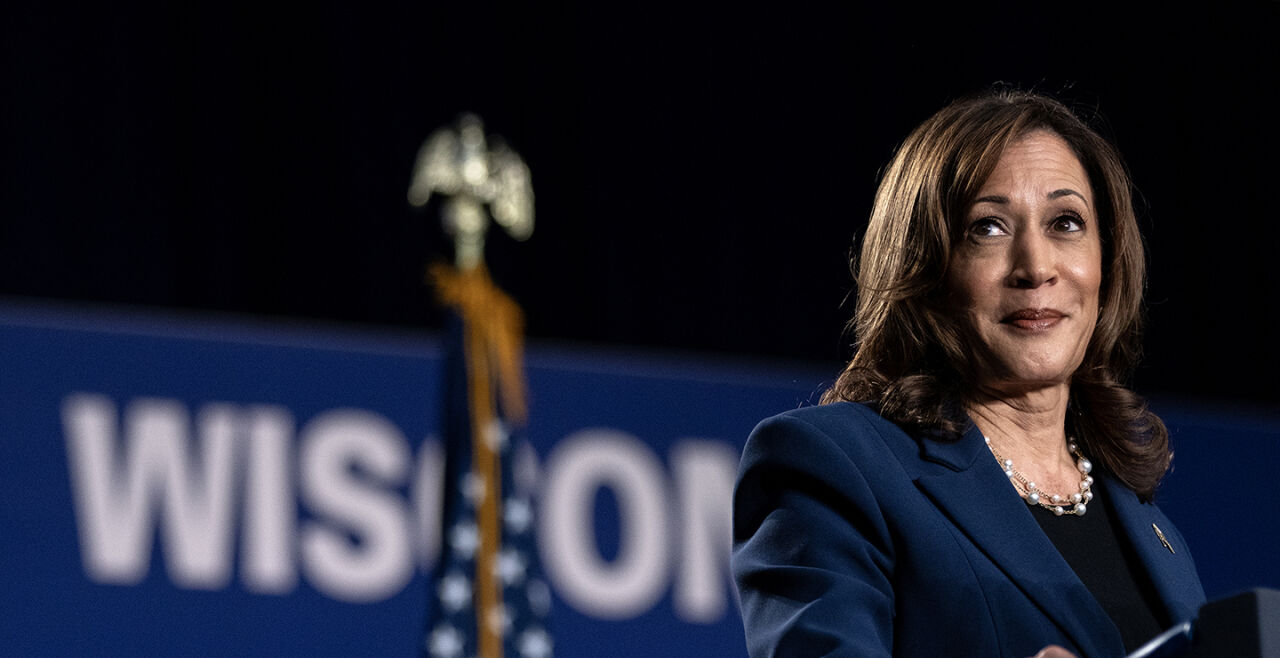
985, 436, 1095, 516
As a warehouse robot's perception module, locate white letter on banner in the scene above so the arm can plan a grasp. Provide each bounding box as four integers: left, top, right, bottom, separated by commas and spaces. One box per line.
299, 409, 413, 603
411, 438, 443, 570
539, 429, 669, 619
241, 405, 297, 594
62, 394, 236, 588
63, 394, 148, 584
671, 439, 738, 623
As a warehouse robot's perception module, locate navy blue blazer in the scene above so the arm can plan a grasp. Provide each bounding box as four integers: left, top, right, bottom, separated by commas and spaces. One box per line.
732, 402, 1205, 658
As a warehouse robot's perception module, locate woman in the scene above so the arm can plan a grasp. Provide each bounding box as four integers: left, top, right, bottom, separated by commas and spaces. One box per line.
731, 89, 1205, 658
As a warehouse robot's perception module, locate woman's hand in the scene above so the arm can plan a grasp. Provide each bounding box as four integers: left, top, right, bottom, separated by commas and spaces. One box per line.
1029, 646, 1078, 658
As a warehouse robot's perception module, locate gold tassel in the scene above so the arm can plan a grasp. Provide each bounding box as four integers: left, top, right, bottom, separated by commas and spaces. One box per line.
430, 262, 527, 658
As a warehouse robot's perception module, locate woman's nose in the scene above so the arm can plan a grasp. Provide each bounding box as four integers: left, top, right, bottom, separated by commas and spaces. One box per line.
1007, 233, 1056, 288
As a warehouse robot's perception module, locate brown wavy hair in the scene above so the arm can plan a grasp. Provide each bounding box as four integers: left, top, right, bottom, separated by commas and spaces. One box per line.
820, 88, 1170, 499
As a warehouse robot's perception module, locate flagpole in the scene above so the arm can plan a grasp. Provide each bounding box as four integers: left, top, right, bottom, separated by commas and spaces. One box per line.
413, 113, 542, 658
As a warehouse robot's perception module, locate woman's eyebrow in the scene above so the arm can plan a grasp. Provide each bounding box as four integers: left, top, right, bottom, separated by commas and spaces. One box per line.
1048, 188, 1088, 203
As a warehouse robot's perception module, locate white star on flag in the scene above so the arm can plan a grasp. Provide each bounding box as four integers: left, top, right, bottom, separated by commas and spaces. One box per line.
438, 571, 472, 613
485, 419, 509, 450
428, 624, 464, 658
461, 472, 486, 506
448, 521, 479, 559
517, 627, 553, 658
504, 497, 532, 534
496, 547, 528, 586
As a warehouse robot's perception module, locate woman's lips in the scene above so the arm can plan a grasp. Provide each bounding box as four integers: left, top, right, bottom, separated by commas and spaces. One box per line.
1001, 308, 1065, 331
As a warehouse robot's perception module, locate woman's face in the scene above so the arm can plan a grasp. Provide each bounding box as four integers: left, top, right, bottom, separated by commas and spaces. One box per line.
946, 130, 1103, 394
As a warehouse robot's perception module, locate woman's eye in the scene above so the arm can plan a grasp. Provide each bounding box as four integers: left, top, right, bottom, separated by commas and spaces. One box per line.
969, 218, 1007, 237
1052, 214, 1085, 232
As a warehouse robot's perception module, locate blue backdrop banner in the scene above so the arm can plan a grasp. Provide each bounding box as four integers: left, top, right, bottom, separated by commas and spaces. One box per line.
0, 301, 1275, 656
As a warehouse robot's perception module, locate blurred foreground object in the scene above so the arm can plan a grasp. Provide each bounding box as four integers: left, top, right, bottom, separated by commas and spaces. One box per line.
1191, 588, 1280, 657
1127, 588, 1280, 658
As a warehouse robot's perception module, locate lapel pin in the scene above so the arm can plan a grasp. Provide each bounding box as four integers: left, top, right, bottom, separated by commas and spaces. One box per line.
1152, 523, 1175, 554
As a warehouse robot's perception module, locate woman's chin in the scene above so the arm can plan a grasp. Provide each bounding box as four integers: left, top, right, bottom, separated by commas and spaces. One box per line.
978, 367, 1077, 397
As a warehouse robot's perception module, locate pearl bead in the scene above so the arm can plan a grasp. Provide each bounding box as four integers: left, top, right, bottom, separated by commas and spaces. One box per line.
1003, 459, 1013, 469
1050, 494, 1061, 504
1005, 469, 1014, 477
1080, 459, 1092, 474
1085, 475, 1094, 486
1053, 506, 1064, 516
1069, 442, 1077, 452
1027, 492, 1040, 505
1071, 493, 1082, 503
1074, 503, 1087, 515
1084, 491, 1093, 502
1027, 482, 1037, 491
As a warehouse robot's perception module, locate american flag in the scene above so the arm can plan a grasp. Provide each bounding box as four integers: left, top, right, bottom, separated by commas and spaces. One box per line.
424, 264, 552, 658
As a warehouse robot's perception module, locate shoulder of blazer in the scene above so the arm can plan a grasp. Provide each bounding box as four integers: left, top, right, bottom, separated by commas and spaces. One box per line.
761, 402, 986, 478
760, 401, 915, 453
739, 401, 936, 513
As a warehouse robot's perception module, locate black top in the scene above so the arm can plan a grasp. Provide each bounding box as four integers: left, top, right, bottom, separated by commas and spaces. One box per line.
1031, 479, 1168, 653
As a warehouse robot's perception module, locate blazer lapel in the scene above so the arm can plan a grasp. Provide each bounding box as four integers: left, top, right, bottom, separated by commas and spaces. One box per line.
1105, 480, 1206, 624
913, 426, 1123, 658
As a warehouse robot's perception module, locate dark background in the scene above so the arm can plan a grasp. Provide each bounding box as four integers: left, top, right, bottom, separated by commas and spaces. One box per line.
3, 3, 1277, 407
